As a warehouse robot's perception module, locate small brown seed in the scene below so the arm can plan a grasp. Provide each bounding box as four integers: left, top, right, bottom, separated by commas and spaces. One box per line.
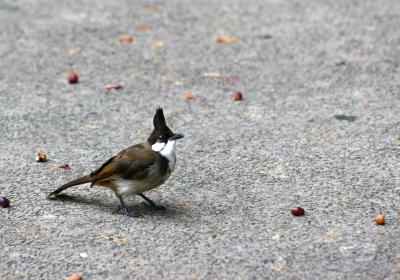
35, 149, 47, 162
151, 41, 164, 49
290, 206, 305, 216
65, 274, 81, 280
375, 215, 385, 225
232, 91, 243, 101
216, 35, 237, 44
106, 83, 123, 90
118, 34, 133, 44
183, 92, 195, 100
203, 72, 223, 78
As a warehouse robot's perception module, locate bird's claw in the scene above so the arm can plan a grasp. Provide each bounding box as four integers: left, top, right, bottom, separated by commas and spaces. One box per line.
119, 207, 142, 218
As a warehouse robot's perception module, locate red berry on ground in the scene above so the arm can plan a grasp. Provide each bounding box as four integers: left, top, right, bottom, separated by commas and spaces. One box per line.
65, 274, 82, 280
232, 91, 243, 101
291, 206, 305, 216
0, 196, 10, 208
68, 72, 79, 84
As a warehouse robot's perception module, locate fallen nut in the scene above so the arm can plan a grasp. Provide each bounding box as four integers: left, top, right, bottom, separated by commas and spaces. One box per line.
290, 206, 305, 216
151, 41, 164, 49
216, 35, 237, 44
232, 91, 243, 101
203, 72, 223, 78
0, 196, 10, 208
65, 273, 81, 280
375, 215, 385, 225
118, 34, 133, 44
68, 72, 79, 84
183, 92, 195, 100
35, 149, 47, 162
106, 83, 123, 90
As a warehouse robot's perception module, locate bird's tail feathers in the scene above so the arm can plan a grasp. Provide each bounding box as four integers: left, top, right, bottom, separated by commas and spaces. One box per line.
48, 175, 92, 199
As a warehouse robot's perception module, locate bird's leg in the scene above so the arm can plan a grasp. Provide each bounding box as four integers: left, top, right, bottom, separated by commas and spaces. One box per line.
116, 195, 141, 217
139, 194, 166, 211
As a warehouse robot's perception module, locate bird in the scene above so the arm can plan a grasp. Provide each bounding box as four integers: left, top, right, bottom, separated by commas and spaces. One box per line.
48, 108, 184, 217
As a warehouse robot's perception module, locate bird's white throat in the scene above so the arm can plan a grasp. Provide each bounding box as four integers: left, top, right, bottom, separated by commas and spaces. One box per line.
152, 140, 177, 172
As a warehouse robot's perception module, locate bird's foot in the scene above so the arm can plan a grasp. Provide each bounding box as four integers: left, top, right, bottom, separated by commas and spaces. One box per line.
138, 194, 167, 211
118, 206, 142, 218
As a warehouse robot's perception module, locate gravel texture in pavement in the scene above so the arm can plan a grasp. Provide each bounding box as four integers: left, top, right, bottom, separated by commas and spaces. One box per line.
0, 0, 399, 279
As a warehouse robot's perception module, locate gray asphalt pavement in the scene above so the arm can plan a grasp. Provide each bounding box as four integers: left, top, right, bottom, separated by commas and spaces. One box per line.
1, 0, 400, 279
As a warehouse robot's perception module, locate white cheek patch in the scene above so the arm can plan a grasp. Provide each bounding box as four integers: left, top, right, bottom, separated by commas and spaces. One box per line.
152, 142, 166, 152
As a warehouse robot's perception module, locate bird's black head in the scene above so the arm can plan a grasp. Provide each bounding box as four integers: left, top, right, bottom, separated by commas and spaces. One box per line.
147, 108, 184, 145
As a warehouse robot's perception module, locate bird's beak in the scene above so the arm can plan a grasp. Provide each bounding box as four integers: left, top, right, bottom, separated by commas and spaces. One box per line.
169, 133, 184, 140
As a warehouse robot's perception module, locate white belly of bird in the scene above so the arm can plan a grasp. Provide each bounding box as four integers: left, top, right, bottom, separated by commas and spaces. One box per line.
115, 169, 171, 195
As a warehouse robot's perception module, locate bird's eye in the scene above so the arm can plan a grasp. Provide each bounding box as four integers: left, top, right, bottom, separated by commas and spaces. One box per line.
158, 135, 166, 141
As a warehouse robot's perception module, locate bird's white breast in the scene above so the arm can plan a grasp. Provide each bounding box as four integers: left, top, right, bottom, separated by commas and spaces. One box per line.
160, 140, 176, 172
152, 140, 177, 172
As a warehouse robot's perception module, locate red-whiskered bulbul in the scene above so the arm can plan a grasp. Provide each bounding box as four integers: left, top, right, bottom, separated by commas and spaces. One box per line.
48, 108, 184, 217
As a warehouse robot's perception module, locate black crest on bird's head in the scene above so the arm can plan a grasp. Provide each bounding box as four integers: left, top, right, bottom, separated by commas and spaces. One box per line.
147, 108, 174, 144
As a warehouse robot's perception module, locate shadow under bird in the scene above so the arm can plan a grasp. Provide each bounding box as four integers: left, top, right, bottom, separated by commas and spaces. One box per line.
48, 108, 184, 217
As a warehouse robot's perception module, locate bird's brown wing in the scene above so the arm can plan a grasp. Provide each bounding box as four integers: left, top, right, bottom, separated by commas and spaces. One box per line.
91, 143, 157, 182
91, 155, 118, 176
